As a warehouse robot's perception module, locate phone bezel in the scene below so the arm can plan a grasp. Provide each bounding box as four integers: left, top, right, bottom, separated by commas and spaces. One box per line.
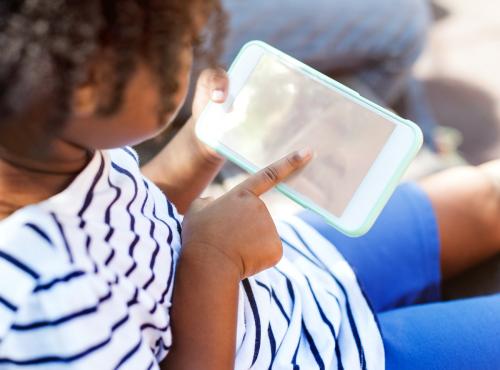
196, 41, 423, 236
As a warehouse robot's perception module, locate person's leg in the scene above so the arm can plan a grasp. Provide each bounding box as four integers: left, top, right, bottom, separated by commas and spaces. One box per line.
378, 294, 500, 370
300, 182, 441, 312
221, 0, 431, 105
419, 160, 500, 279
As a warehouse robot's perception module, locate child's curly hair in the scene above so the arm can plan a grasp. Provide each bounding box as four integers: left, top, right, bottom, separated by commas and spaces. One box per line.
0, 0, 225, 138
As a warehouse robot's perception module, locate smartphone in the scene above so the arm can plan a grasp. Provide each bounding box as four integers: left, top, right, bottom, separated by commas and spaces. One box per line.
196, 41, 423, 236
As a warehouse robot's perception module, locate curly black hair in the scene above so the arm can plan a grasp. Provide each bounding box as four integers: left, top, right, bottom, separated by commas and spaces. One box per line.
0, 0, 225, 146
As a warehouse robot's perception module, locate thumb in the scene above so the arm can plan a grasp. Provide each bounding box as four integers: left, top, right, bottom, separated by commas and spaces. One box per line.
192, 68, 229, 121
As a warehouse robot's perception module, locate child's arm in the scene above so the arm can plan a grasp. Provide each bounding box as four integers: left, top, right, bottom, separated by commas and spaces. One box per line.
142, 69, 228, 214
160, 150, 313, 370
160, 236, 241, 370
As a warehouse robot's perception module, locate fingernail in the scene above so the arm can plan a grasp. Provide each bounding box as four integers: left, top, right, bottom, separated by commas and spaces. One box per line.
211, 89, 225, 101
297, 148, 313, 160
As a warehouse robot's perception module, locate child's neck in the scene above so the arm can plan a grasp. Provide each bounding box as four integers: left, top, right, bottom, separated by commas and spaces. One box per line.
0, 147, 91, 220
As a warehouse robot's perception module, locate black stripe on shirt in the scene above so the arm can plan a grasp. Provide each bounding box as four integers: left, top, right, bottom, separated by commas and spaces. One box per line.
282, 238, 366, 369
111, 162, 139, 231
167, 201, 182, 240
268, 325, 277, 370
0, 295, 17, 312
24, 223, 53, 246
0, 250, 39, 279
272, 269, 302, 370
146, 181, 176, 301
0, 313, 130, 365
242, 279, 262, 366
105, 249, 115, 266
114, 337, 142, 370
146, 180, 173, 244
275, 267, 328, 369
140, 178, 150, 216
127, 288, 139, 307
154, 336, 171, 358
146, 182, 176, 299
111, 161, 143, 276
78, 153, 105, 229
84, 234, 100, 274
50, 212, 75, 264
122, 147, 140, 165
137, 180, 167, 293
140, 321, 170, 332
291, 335, 301, 370
127, 235, 140, 261
149, 301, 159, 315
142, 204, 161, 290
255, 280, 272, 298
271, 289, 291, 324
159, 246, 175, 305
305, 277, 344, 370
104, 176, 122, 243
283, 222, 367, 370
34, 271, 86, 293
302, 319, 325, 369
112, 161, 162, 287
12, 289, 113, 331
125, 258, 138, 277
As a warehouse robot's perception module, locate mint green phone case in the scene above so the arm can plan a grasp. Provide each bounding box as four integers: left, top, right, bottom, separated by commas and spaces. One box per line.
197, 41, 423, 237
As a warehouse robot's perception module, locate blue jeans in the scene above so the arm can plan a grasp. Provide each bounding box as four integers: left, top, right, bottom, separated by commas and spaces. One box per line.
301, 183, 500, 370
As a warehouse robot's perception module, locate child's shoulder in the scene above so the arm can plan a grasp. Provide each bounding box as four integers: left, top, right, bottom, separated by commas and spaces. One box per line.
0, 208, 84, 339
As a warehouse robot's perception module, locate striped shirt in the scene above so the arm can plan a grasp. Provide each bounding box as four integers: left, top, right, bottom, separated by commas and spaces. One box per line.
0, 148, 384, 369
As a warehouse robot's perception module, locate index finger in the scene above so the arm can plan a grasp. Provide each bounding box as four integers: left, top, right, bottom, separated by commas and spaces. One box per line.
234, 148, 313, 196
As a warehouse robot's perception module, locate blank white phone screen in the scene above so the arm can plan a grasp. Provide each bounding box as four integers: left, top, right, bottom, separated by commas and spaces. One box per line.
219, 54, 395, 217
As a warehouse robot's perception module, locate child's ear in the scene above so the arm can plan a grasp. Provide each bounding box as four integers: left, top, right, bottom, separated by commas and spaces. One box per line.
72, 84, 98, 117
72, 83, 99, 117
71, 56, 106, 118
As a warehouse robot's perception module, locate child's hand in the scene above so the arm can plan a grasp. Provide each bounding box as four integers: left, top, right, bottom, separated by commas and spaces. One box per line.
181, 149, 313, 279
186, 68, 229, 162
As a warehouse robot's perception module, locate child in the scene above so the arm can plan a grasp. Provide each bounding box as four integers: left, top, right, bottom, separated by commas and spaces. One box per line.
0, 1, 498, 369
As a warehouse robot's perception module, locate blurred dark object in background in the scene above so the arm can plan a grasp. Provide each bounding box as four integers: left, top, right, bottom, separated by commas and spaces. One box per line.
431, 0, 450, 21
425, 78, 500, 165
444, 257, 500, 300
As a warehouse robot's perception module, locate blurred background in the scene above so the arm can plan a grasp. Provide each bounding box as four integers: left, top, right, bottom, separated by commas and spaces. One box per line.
418, 0, 500, 165
408, 0, 500, 298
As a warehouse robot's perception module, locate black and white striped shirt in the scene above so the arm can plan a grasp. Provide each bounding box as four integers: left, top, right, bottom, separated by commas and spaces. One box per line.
0, 148, 383, 369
